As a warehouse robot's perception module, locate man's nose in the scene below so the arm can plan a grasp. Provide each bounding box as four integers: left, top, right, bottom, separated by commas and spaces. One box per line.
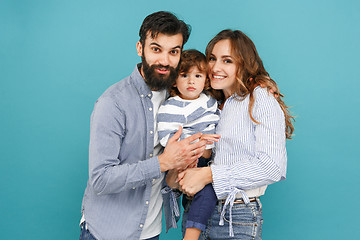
158, 53, 170, 66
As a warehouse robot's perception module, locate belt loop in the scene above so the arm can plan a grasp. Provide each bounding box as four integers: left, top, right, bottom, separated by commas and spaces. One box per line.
217, 199, 222, 213
256, 197, 262, 209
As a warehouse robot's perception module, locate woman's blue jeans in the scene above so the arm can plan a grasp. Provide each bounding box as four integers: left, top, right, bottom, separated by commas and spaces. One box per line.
182, 198, 263, 240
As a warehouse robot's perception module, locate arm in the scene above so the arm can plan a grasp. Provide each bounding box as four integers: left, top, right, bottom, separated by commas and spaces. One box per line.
89, 97, 161, 195
89, 97, 206, 195
211, 89, 287, 199
179, 89, 287, 198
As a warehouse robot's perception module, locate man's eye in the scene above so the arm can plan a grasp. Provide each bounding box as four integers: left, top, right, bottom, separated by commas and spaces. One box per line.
152, 47, 160, 52
170, 50, 179, 55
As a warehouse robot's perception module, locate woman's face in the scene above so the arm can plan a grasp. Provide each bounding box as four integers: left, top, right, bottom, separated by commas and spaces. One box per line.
208, 39, 237, 98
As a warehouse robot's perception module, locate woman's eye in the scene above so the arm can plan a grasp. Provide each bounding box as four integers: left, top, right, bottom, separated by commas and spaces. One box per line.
209, 57, 216, 62
224, 59, 233, 63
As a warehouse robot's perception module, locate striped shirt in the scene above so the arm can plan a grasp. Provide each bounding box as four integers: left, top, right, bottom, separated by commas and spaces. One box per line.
211, 87, 287, 234
157, 93, 220, 148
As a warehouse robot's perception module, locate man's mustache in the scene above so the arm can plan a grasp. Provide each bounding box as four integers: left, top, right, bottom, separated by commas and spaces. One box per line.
153, 65, 170, 70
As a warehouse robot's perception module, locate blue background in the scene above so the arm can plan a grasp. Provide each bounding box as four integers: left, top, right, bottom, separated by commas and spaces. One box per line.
1, 0, 359, 239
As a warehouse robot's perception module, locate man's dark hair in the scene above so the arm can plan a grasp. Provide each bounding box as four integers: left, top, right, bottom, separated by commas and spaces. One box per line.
139, 11, 191, 46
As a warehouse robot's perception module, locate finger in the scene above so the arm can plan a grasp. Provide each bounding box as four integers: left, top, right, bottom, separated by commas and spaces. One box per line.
177, 171, 185, 182
191, 153, 203, 162
190, 144, 206, 156
188, 159, 198, 168
168, 126, 183, 143
182, 132, 202, 144
200, 134, 220, 141
188, 151, 205, 163
178, 178, 184, 187
201, 136, 220, 142
204, 134, 221, 139
188, 138, 207, 151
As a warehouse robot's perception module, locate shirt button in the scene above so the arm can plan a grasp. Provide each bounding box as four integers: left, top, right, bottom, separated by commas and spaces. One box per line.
132, 187, 136, 190
145, 201, 149, 205
148, 94, 151, 97
150, 131, 153, 134
149, 153, 153, 157
149, 107, 152, 111
140, 94, 144, 98
140, 224, 143, 228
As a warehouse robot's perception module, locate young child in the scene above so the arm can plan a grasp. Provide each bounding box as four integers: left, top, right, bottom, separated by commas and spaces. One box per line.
157, 49, 220, 240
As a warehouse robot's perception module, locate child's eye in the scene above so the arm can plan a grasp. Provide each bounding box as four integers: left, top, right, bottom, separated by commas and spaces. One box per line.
195, 74, 203, 78
181, 74, 188, 78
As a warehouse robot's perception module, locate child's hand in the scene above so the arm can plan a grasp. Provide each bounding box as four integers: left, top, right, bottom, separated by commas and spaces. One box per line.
200, 134, 221, 145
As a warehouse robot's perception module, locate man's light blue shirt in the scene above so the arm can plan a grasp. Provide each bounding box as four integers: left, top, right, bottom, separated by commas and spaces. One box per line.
81, 64, 175, 240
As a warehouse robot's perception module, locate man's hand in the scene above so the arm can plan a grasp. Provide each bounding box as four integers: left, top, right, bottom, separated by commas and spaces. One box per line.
200, 134, 221, 144
158, 126, 206, 172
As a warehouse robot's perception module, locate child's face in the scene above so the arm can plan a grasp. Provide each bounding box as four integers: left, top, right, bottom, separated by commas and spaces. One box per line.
175, 66, 207, 100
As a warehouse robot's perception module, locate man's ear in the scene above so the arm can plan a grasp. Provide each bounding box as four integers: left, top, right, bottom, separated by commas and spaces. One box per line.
136, 41, 142, 57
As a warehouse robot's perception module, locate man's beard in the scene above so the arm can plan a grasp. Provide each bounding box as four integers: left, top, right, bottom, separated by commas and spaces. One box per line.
141, 55, 179, 91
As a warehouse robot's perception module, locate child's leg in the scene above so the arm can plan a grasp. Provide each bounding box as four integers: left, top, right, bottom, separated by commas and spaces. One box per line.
183, 183, 217, 240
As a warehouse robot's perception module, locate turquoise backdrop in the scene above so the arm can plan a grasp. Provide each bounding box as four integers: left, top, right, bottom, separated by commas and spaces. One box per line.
1, 0, 359, 239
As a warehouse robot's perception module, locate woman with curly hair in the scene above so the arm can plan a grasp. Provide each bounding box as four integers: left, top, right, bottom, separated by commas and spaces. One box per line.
177, 29, 294, 240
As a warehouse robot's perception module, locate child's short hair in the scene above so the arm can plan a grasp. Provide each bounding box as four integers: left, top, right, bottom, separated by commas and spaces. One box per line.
170, 49, 210, 97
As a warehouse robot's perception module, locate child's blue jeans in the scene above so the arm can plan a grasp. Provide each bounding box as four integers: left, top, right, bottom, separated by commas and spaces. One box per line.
182, 157, 217, 232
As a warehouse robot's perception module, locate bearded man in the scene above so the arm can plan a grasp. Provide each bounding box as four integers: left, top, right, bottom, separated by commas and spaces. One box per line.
79, 11, 207, 240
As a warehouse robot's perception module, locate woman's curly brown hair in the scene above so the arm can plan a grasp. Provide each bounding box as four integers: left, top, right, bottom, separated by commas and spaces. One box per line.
206, 30, 295, 139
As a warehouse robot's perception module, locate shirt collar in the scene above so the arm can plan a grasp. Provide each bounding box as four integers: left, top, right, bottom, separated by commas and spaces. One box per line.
130, 63, 153, 98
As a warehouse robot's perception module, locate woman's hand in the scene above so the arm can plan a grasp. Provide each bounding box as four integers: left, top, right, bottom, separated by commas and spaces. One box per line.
178, 167, 213, 197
